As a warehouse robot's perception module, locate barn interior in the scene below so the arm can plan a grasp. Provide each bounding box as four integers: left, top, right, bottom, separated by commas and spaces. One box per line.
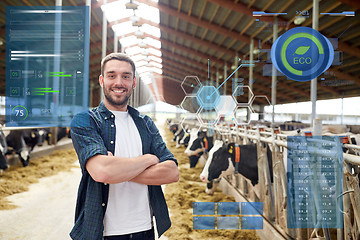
0, 0, 360, 240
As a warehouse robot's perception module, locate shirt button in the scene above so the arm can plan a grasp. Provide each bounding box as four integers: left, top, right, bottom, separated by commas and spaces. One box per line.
110, 141, 114, 144
111, 115, 114, 118
104, 117, 107, 120
102, 203, 105, 207
111, 124, 114, 127
104, 183, 107, 185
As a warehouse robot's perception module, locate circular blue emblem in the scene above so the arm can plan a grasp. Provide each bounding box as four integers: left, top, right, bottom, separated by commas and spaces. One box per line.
271, 27, 334, 81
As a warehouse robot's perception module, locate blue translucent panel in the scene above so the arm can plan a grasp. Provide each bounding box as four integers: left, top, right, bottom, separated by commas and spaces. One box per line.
5, 6, 90, 127
193, 202, 216, 215
241, 216, 263, 230
217, 217, 239, 230
193, 217, 216, 230
287, 136, 343, 229
241, 202, 263, 215
217, 202, 239, 215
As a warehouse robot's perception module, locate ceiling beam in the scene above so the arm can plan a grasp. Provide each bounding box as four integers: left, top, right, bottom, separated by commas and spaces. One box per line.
137, 0, 272, 49
206, 0, 293, 28
136, 18, 236, 57
336, 0, 360, 9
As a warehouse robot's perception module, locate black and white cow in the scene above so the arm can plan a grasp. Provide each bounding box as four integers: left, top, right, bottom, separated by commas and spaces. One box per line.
23, 129, 47, 151
0, 130, 8, 171
6, 130, 30, 167
173, 128, 185, 147
179, 128, 191, 147
185, 130, 214, 168
200, 140, 273, 192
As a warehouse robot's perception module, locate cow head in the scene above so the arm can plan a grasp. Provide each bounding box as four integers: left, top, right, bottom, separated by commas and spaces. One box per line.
0, 131, 8, 171
184, 128, 202, 156
200, 140, 228, 182
19, 149, 30, 167
36, 129, 47, 146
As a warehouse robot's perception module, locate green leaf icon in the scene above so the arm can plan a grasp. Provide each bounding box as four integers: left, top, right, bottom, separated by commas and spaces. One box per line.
294, 46, 310, 55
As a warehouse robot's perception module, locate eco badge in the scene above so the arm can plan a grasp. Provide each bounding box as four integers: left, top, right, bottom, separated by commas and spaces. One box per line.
271, 27, 334, 81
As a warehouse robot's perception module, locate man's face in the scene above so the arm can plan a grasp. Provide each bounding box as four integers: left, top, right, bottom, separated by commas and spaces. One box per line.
99, 60, 136, 111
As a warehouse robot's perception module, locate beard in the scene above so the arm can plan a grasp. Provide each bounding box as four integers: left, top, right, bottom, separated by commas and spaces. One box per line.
103, 86, 133, 108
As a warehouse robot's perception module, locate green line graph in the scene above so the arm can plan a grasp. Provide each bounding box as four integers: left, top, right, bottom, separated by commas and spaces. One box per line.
32, 87, 59, 95
45, 72, 72, 77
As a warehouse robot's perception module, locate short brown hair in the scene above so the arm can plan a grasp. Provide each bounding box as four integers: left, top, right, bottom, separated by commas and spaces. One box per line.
101, 53, 136, 78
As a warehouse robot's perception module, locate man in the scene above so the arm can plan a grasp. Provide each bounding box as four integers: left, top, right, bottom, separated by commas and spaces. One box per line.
70, 53, 179, 240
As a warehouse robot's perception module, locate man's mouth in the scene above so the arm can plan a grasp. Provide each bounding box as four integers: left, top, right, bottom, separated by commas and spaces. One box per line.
112, 88, 126, 94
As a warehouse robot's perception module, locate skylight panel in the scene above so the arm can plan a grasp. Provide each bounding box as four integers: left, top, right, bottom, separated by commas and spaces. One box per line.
144, 37, 161, 48
101, 0, 133, 22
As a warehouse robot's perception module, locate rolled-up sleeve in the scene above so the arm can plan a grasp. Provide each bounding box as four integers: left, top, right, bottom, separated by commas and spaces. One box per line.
70, 111, 108, 172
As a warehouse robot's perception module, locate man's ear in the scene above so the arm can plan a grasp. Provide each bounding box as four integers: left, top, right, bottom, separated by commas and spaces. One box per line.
132, 77, 137, 89
99, 75, 104, 88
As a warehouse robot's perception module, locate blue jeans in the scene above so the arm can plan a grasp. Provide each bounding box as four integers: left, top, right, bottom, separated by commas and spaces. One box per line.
104, 228, 155, 240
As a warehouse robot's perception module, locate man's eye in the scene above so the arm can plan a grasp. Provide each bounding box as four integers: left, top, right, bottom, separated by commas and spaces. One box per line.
108, 75, 115, 78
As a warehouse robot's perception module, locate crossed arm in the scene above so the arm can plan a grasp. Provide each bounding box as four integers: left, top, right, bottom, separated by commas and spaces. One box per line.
86, 153, 179, 185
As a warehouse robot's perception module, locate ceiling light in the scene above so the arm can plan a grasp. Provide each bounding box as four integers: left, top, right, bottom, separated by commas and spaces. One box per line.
253, 48, 260, 54
125, 1, 138, 10
294, 16, 306, 25
135, 30, 145, 39
132, 21, 142, 27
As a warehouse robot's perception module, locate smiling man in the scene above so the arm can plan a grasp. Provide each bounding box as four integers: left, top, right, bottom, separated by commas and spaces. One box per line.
70, 53, 179, 240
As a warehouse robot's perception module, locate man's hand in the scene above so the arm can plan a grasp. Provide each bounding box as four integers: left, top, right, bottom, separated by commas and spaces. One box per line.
131, 160, 179, 185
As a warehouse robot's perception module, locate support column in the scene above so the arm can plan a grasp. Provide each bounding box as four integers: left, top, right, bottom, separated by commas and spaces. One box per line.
223, 64, 227, 95
249, 38, 254, 121
311, 0, 319, 125
234, 53, 239, 80
114, 20, 118, 53
101, 0, 107, 102
271, 17, 278, 126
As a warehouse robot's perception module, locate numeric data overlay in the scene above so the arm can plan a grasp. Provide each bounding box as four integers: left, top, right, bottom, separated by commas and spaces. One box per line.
5, 6, 90, 127
287, 136, 343, 228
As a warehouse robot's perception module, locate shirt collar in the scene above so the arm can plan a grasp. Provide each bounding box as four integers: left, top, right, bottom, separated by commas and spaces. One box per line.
98, 102, 139, 119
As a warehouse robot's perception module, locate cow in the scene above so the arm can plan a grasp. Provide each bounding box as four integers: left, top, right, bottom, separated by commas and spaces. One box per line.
200, 140, 273, 193
6, 130, 30, 167
23, 129, 47, 151
179, 129, 191, 147
185, 130, 214, 168
169, 123, 179, 135
173, 127, 184, 144
45, 127, 70, 145
0, 130, 8, 171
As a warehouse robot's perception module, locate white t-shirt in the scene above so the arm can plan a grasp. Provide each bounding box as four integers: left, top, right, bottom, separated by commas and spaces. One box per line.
103, 111, 152, 236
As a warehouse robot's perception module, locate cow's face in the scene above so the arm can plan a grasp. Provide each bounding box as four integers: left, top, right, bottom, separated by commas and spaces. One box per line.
208, 146, 232, 181
184, 128, 202, 155
37, 129, 47, 146
185, 135, 203, 156
200, 140, 224, 182
19, 150, 30, 167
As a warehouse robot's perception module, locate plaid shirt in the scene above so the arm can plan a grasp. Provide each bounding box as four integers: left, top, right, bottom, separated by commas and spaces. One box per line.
70, 102, 177, 240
